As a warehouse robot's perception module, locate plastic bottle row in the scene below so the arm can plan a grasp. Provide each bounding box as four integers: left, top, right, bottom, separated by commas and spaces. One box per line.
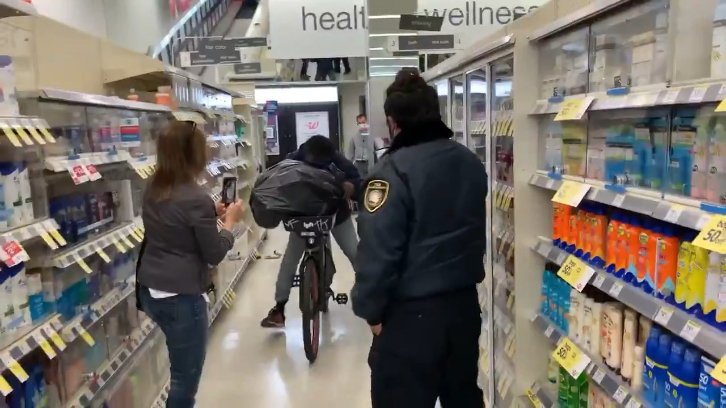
542, 266, 723, 407
552, 201, 725, 329
0, 162, 34, 231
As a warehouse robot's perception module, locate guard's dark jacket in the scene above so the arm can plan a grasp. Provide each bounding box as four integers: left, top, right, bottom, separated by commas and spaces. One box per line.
352, 120, 488, 325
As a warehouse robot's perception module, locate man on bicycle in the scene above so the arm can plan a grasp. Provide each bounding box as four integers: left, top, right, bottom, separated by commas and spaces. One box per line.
261, 135, 361, 328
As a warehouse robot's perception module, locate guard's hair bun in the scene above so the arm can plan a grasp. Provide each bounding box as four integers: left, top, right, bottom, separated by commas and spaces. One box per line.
387, 68, 427, 95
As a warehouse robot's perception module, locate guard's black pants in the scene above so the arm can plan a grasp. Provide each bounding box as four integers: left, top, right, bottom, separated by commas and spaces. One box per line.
368, 287, 484, 408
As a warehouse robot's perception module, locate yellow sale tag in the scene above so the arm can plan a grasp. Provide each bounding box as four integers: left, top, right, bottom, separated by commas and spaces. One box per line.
47, 329, 66, 350
0, 375, 12, 396
120, 235, 134, 248
49, 229, 67, 246
716, 98, 726, 113
552, 180, 591, 207
1, 125, 21, 147
554, 97, 594, 121
552, 337, 591, 379
38, 127, 56, 143
39, 231, 58, 250
130, 230, 143, 243
39, 338, 56, 359
526, 389, 544, 408
693, 215, 726, 254
2, 356, 29, 382
95, 247, 111, 263
73, 254, 93, 274
12, 126, 33, 145
78, 327, 96, 347
133, 227, 144, 238
710, 356, 726, 385
113, 238, 127, 253
557, 255, 596, 292
26, 127, 45, 145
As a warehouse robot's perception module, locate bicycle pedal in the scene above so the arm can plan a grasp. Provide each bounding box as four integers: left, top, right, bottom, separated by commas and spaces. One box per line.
292, 274, 301, 287
334, 293, 349, 305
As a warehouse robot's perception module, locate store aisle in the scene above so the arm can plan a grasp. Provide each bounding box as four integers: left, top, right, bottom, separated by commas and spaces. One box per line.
197, 226, 373, 408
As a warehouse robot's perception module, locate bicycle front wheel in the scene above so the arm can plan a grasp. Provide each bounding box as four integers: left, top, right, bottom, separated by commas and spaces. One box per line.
300, 256, 321, 363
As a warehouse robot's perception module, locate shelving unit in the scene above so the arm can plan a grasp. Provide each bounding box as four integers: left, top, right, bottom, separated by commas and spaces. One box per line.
423, 0, 726, 406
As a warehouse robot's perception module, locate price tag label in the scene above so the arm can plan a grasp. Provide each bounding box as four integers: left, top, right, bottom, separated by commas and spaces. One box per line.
613, 386, 628, 403
557, 255, 596, 292
592, 368, 606, 384
689, 86, 708, 103
95, 247, 111, 263
137, 167, 149, 179
709, 356, 726, 385
84, 164, 102, 181
592, 274, 606, 289
130, 229, 143, 243
716, 98, 726, 113
612, 194, 626, 207
68, 164, 89, 185
680, 320, 702, 342
552, 337, 591, 378
134, 226, 144, 238
664, 205, 684, 223
625, 398, 642, 408
32, 332, 56, 359
11, 123, 33, 145
0, 354, 28, 382
609, 281, 624, 297
36, 225, 59, 249
113, 238, 127, 254
45, 328, 66, 351
1, 240, 28, 266
73, 253, 92, 274
526, 389, 545, 408
0, 124, 21, 147
544, 325, 555, 338
552, 180, 591, 207
662, 89, 680, 105
120, 235, 134, 248
693, 215, 726, 254
0, 375, 11, 396
48, 228, 67, 246
21, 119, 45, 145
78, 327, 96, 347
554, 97, 595, 121
545, 178, 556, 189
654, 306, 675, 326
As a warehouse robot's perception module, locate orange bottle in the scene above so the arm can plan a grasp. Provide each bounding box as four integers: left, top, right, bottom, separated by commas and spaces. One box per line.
606, 213, 621, 269
645, 222, 663, 293
577, 206, 590, 253
553, 203, 562, 242
655, 225, 678, 298
568, 209, 579, 248
625, 217, 642, 280
635, 222, 652, 285
615, 216, 630, 275
559, 205, 572, 245
590, 205, 607, 264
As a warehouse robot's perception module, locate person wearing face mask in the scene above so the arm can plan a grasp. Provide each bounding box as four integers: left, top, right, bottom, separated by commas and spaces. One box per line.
346, 113, 375, 178
352, 69, 487, 408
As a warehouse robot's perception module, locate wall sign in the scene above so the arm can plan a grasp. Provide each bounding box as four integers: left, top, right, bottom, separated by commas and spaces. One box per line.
417, 0, 546, 46
295, 111, 330, 147
269, 0, 368, 59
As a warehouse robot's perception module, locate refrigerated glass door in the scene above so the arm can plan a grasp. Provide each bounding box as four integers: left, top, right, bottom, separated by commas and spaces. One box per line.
450, 76, 465, 145
467, 69, 488, 162
435, 79, 450, 127
490, 55, 516, 407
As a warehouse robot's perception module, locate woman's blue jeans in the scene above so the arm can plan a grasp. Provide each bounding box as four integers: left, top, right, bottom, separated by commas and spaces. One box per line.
139, 287, 208, 408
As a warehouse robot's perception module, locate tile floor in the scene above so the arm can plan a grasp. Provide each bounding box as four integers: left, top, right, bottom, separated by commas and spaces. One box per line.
197, 227, 373, 408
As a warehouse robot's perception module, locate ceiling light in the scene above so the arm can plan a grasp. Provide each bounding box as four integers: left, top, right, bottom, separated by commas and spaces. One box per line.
369, 47, 384, 51
369, 57, 419, 61
368, 14, 400, 20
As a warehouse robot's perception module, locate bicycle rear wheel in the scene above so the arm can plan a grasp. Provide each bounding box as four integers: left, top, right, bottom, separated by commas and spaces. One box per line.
300, 257, 321, 363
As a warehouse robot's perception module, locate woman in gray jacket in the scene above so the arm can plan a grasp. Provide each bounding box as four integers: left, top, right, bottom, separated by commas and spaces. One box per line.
137, 121, 244, 408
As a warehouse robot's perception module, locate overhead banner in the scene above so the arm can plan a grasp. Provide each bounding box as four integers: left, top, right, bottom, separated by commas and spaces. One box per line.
417, 0, 546, 46
269, 0, 368, 59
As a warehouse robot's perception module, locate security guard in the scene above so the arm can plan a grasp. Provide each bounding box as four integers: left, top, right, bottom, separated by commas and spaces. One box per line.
352, 70, 487, 408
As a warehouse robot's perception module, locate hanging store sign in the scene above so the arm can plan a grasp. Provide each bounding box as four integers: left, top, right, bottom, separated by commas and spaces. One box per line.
398, 35, 456, 51
179, 37, 268, 67
269, 0, 368, 59
417, 0, 546, 46
198, 37, 267, 50
399, 14, 444, 31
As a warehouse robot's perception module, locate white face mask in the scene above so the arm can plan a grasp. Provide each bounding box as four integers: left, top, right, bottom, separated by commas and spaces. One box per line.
357, 123, 368, 129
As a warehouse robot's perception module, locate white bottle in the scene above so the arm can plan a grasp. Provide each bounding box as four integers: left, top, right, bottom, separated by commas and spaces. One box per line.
621, 309, 638, 380
631, 345, 645, 391
591, 302, 602, 357
18, 162, 32, 223
570, 291, 583, 342
603, 303, 624, 370
0, 162, 21, 227
12, 263, 30, 327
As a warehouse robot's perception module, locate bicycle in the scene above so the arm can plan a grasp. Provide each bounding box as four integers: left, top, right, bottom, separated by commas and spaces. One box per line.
282, 214, 348, 363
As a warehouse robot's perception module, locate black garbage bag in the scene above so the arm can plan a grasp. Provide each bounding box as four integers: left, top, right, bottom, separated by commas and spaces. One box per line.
250, 159, 344, 228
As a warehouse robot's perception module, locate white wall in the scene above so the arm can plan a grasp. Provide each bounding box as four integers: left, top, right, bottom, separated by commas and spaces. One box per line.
367, 76, 391, 147
338, 82, 366, 153
32, 0, 108, 38
103, 0, 185, 53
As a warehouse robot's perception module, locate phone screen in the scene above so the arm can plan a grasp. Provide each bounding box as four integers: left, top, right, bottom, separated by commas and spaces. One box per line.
221, 177, 237, 204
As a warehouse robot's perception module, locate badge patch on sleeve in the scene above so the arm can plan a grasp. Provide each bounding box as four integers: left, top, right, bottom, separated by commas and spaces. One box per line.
364, 180, 389, 213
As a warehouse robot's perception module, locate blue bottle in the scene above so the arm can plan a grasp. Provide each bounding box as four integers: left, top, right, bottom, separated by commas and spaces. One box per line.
664, 340, 686, 407
654, 333, 673, 405
698, 355, 726, 408
644, 325, 664, 403
677, 348, 702, 408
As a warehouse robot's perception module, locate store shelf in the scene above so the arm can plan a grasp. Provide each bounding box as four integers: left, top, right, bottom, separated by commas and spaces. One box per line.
524, 381, 556, 408
532, 237, 726, 359
50, 218, 144, 268
532, 313, 646, 408
207, 134, 238, 147
18, 89, 171, 113
61, 277, 136, 345
0, 218, 63, 246
0, 115, 54, 147
65, 319, 159, 408
0, 315, 64, 373
529, 82, 726, 115
528, 172, 719, 231
45, 151, 133, 173
171, 110, 206, 124
0, 0, 37, 17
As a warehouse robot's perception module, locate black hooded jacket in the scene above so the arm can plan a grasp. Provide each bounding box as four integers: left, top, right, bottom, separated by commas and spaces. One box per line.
351, 120, 488, 325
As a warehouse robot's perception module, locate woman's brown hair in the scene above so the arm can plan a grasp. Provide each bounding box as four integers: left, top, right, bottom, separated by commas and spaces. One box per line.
147, 121, 208, 201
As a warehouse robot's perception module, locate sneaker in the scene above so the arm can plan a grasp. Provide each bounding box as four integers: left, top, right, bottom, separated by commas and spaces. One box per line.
260, 306, 285, 328
300, 74, 310, 81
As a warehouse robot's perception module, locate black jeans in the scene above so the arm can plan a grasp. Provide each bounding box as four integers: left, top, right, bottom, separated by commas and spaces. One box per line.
368, 288, 483, 408
139, 287, 208, 408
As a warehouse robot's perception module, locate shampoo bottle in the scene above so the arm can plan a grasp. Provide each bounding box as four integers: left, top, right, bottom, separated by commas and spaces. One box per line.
621, 309, 638, 381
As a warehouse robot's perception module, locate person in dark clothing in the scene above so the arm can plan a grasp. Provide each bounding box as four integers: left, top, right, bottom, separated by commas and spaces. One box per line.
300, 59, 310, 81
261, 135, 361, 327
314, 58, 336, 81
333, 57, 352, 75
352, 70, 487, 407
